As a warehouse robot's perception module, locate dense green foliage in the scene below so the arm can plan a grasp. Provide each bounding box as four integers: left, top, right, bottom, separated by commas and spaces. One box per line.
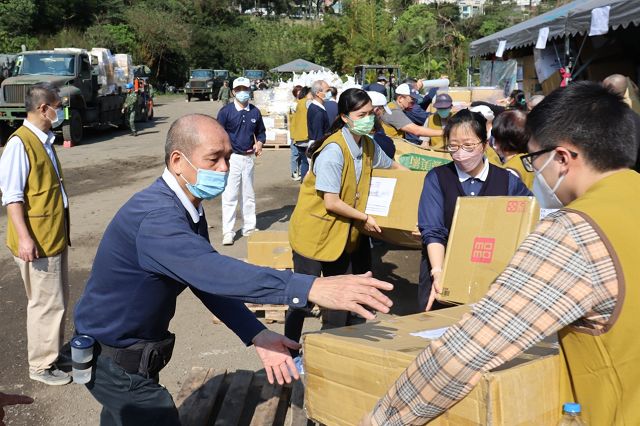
0, 0, 565, 84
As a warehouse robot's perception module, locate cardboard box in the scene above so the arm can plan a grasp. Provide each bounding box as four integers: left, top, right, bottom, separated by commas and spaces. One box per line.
439, 197, 539, 305
304, 305, 561, 426
393, 138, 451, 172
265, 129, 289, 145
246, 231, 293, 269
470, 87, 504, 103
363, 169, 426, 248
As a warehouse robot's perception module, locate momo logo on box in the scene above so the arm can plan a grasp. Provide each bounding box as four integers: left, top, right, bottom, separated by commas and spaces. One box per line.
471, 237, 495, 263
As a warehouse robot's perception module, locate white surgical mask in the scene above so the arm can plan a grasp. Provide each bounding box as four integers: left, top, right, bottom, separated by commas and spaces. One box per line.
532, 151, 565, 209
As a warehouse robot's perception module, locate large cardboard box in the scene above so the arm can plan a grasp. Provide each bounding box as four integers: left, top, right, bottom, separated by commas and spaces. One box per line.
246, 231, 293, 269
393, 138, 451, 172
470, 87, 504, 103
363, 169, 425, 248
438, 197, 539, 305
304, 305, 561, 426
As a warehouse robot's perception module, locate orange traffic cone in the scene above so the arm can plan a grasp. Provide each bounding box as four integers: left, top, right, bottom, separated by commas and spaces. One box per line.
63, 139, 74, 148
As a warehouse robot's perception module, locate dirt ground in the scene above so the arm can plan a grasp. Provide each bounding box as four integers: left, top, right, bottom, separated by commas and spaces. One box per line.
0, 96, 422, 425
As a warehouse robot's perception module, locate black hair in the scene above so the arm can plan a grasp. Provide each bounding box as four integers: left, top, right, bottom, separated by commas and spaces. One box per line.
292, 85, 303, 98
329, 86, 338, 98
307, 88, 371, 158
298, 87, 311, 100
526, 81, 636, 171
492, 110, 529, 154
443, 109, 488, 145
25, 82, 59, 112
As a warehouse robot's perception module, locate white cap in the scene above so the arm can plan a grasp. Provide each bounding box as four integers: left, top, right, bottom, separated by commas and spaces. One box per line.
395, 83, 411, 96
367, 91, 392, 114
469, 105, 494, 122
233, 77, 251, 89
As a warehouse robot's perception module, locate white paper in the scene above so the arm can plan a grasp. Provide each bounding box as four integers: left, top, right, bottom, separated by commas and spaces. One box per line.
496, 40, 507, 58
589, 6, 610, 36
536, 27, 549, 49
540, 208, 558, 219
364, 177, 397, 217
533, 44, 562, 83
410, 327, 449, 340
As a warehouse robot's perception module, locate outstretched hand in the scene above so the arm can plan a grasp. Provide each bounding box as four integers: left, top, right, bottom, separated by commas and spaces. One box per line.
252, 329, 301, 385
308, 271, 393, 320
1, 392, 34, 426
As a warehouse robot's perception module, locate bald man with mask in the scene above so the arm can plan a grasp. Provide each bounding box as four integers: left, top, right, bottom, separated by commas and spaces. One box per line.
74, 114, 393, 426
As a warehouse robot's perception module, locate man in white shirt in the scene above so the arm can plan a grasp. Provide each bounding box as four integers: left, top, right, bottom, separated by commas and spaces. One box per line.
0, 82, 71, 385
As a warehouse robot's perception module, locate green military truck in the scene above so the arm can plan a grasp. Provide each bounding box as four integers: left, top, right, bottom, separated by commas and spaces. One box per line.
184, 69, 230, 102
0, 48, 127, 145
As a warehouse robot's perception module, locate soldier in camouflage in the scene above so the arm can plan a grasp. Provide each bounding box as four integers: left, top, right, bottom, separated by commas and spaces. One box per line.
121, 83, 138, 137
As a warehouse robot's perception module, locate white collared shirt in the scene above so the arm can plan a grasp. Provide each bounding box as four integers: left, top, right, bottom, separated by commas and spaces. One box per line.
0, 119, 68, 207
311, 99, 326, 111
161, 168, 203, 223
234, 100, 251, 112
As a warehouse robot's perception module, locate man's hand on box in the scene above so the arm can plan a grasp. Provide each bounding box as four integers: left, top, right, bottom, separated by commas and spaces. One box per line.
364, 215, 382, 233
358, 412, 374, 426
308, 271, 393, 320
252, 329, 300, 385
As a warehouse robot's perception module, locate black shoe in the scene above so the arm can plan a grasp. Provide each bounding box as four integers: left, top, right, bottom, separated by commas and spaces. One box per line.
133, 131, 138, 137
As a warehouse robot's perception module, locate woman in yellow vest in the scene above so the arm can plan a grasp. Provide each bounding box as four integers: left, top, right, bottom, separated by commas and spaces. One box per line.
289, 86, 312, 181
285, 88, 406, 355
491, 109, 534, 189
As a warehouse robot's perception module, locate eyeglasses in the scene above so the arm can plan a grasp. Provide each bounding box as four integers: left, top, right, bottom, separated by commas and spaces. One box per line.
445, 141, 483, 153
520, 147, 578, 172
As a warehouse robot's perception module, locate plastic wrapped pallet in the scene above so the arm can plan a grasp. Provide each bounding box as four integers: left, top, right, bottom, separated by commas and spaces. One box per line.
91, 48, 117, 95
114, 54, 133, 90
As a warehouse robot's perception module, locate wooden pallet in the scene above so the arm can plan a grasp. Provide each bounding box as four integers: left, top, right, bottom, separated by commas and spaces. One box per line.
262, 143, 291, 150
176, 368, 318, 426
212, 304, 289, 325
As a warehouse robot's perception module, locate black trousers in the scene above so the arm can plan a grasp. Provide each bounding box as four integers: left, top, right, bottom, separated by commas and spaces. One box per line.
284, 237, 371, 357
86, 355, 179, 426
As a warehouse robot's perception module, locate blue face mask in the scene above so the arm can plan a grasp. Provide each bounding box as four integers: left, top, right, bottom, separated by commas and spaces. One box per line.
324, 91, 333, 101
179, 153, 228, 200
47, 106, 65, 128
235, 91, 251, 104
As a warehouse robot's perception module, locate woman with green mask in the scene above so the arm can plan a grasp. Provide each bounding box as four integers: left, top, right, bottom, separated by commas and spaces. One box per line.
286, 89, 406, 356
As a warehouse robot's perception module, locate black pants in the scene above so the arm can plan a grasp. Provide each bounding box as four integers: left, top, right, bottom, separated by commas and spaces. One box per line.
86, 355, 179, 426
284, 237, 371, 357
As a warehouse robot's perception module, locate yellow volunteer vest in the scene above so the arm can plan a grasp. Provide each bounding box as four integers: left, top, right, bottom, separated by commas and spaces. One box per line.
502, 153, 534, 189
289, 130, 374, 262
381, 102, 405, 139
485, 145, 502, 167
289, 98, 309, 142
558, 169, 640, 425
427, 113, 445, 150
6, 126, 68, 257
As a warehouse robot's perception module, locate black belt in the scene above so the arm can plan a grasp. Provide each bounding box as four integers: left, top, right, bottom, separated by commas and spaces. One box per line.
233, 150, 254, 156
98, 342, 145, 374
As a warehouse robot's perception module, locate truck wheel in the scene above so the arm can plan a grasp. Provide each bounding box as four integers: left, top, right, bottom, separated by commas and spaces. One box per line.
62, 110, 83, 144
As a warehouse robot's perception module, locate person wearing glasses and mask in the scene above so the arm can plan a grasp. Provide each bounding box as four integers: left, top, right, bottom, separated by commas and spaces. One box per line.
286, 89, 407, 356
417, 109, 531, 311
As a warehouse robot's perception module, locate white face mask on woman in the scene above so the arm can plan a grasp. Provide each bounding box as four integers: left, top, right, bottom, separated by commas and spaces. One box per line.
532, 151, 565, 209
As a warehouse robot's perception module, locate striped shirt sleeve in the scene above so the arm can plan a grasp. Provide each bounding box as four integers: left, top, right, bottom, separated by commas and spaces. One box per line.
371, 210, 619, 425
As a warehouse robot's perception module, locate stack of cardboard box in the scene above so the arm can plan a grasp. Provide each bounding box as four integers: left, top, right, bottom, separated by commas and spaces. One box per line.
263, 114, 289, 146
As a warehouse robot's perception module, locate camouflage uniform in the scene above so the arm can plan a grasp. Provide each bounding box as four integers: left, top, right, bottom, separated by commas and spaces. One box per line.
123, 91, 138, 134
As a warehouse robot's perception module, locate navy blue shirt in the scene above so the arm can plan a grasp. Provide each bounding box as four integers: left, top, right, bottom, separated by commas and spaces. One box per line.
418, 159, 532, 246
307, 102, 330, 141
365, 82, 387, 97
403, 105, 430, 145
217, 102, 266, 154
373, 130, 396, 159
325, 100, 338, 126
74, 176, 314, 348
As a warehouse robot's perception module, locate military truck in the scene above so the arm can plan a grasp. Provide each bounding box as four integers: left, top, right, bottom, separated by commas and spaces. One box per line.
0, 48, 127, 145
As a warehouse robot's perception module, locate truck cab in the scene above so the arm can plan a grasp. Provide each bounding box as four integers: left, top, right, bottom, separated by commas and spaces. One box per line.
185, 69, 216, 102
0, 49, 125, 145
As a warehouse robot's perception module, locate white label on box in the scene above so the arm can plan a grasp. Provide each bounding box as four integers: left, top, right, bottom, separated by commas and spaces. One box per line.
365, 177, 397, 217
263, 117, 275, 129
410, 327, 449, 340
265, 130, 276, 141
